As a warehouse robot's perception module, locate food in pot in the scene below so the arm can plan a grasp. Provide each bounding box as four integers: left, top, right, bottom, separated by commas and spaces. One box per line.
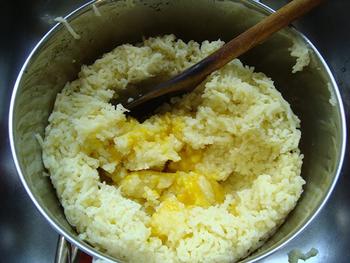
288, 248, 319, 263
42, 35, 304, 262
289, 40, 310, 73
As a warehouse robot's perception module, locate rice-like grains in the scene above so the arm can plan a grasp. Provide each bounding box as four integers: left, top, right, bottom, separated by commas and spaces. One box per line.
43, 35, 304, 262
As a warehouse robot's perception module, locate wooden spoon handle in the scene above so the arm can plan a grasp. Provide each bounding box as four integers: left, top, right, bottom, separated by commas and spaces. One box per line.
203, 0, 323, 74
126, 0, 323, 110
202, 0, 324, 74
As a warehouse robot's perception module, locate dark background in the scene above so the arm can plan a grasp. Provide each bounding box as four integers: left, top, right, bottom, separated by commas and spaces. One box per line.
0, 1, 349, 262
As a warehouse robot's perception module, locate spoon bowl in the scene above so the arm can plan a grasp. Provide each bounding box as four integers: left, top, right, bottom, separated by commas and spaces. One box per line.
118, 0, 323, 120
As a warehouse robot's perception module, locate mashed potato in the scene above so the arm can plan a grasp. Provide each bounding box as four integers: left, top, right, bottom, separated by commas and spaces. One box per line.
42, 35, 305, 262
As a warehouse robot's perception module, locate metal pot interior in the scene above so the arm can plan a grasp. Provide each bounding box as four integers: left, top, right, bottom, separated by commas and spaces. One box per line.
10, 0, 345, 262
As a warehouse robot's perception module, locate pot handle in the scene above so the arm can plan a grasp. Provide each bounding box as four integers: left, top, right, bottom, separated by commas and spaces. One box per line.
55, 235, 80, 263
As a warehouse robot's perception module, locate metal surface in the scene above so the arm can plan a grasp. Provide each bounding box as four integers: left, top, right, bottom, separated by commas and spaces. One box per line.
55, 236, 79, 263
9, 0, 347, 260
1, 1, 349, 263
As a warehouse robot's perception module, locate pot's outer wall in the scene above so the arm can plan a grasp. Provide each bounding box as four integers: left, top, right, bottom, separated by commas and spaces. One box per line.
1, 0, 349, 263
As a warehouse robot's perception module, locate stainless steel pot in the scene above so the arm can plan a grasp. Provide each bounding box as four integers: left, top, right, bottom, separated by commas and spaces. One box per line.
8, 0, 346, 262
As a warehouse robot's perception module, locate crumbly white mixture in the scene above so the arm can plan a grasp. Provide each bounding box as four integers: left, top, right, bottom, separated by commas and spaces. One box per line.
43, 35, 304, 262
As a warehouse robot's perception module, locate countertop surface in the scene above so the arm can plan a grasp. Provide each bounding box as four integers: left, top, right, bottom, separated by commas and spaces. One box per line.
0, 0, 349, 262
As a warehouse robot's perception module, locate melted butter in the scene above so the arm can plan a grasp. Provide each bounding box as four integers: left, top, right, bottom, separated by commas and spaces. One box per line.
118, 170, 224, 208
119, 114, 184, 155
150, 199, 185, 243
168, 172, 224, 207
167, 146, 202, 172
119, 170, 175, 200
97, 111, 226, 242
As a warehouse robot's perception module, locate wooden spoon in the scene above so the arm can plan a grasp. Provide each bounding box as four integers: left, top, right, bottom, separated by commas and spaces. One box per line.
116, 0, 323, 117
